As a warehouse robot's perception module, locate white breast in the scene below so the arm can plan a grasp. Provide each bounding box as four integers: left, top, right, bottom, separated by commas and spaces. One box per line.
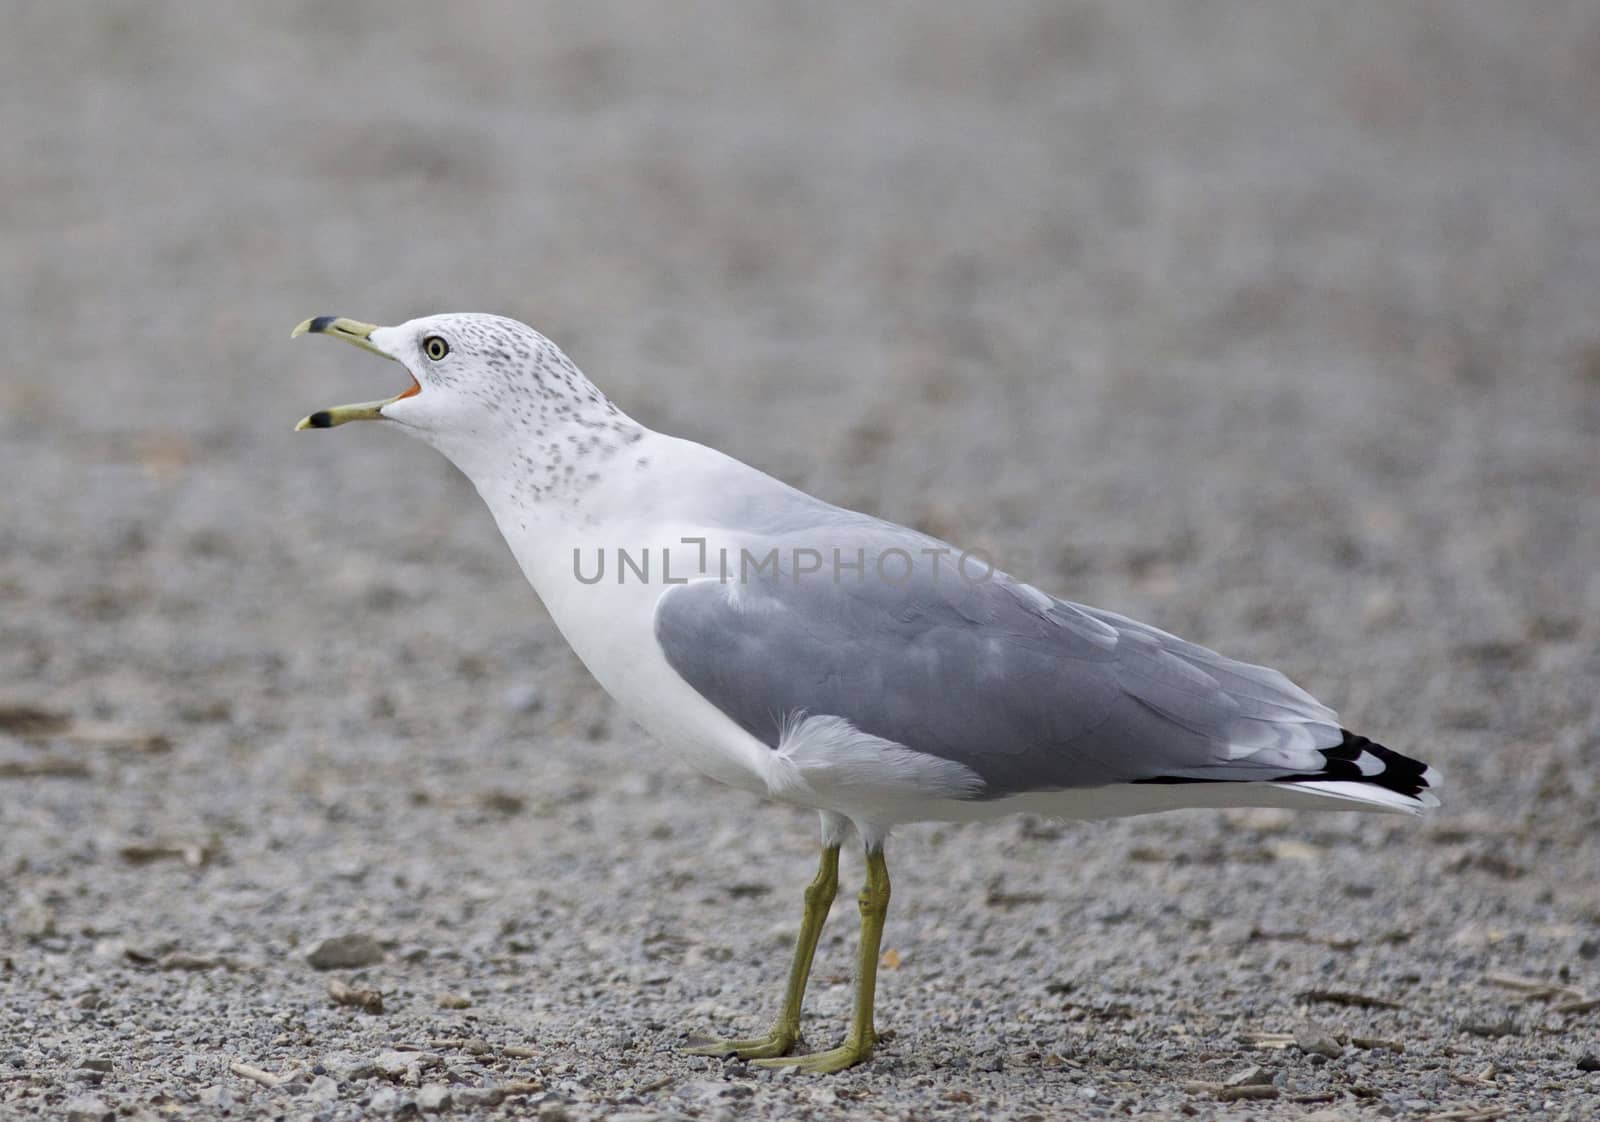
474, 435, 777, 795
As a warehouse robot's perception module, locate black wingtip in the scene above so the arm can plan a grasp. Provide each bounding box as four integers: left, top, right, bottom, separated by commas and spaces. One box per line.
1314, 729, 1436, 799
307, 315, 339, 334
1133, 729, 1438, 800
307, 410, 333, 429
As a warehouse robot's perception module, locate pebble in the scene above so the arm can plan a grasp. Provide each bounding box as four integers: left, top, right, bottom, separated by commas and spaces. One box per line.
368, 1085, 404, 1114
197, 1086, 233, 1110
1225, 1064, 1275, 1087
306, 1075, 340, 1100
330, 859, 369, 882
15, 896, 56, 940
417, 1084, 454, 1113
1578, 1053, 1600, 1072
1295, 1022, 1344, 1060
678, 1079, 732, 1103
306, 933, 386, 970
322, 1052, 379, 1082
503, 683, 544, 715
64, 1097, 113, 1122
375, 1050, 442, 1083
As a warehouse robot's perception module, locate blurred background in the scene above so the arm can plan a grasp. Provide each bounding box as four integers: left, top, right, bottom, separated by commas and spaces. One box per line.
2, 3, 1598, 1118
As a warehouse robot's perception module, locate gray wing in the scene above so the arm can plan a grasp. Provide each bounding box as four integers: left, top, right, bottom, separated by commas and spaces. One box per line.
652, 536, 1343, 799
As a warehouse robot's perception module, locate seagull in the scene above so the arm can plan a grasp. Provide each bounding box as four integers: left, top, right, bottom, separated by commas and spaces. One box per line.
293, 313, 1440, 1073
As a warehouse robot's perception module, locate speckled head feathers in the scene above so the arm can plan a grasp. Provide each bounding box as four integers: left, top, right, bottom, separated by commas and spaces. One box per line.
376, 313, 615, 418
365, 313, 645, 498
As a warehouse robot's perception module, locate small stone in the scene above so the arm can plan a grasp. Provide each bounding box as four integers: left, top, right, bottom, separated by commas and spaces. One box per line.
1460, 1017, 1517, 1038
1360, 590, 1401, 629
1225, 1065, 1275, 1087
417, 1084, 454, 1113
1578, 1053, 1600, 1072
197, 1086, 233, 1110
330, 859, 369, 883
457, 1082, 542, 1109
676, 1080, 728, 1103
15, 894, 56, 939
327, 978, 385, 1013
305, 1075, 339, 1100
503, 684, 544, 715
374, 1051, 442, 1086
368, 1086, 402, 1114
1301, 1110, 1357, 1122
479, 790, 525, 815
306, 933, 385, 969
322, 1052, 378, 1082
64, 1097, 114, 1122
537, 1101, 571, 1122
1216, 1084, 1279, 1102
437, 993, 473, 1010
1295, 1022, 1344, 1060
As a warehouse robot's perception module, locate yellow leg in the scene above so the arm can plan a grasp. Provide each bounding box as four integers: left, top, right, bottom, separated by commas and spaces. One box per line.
685, 845, 840, 1060
755, 847, 890, 1074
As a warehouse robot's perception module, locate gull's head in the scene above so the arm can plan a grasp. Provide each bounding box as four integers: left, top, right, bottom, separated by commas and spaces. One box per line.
293, 312, 630, 474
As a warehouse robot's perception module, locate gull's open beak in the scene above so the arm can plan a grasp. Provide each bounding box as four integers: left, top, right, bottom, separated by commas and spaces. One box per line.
291, 316, 420, 430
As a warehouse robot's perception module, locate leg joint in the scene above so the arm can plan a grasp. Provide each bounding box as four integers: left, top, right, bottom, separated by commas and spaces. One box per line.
856, 879, 890, 914
803, 877, 838, 909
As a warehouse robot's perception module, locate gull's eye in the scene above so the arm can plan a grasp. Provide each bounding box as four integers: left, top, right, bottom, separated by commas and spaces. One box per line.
422, 335, 450, 361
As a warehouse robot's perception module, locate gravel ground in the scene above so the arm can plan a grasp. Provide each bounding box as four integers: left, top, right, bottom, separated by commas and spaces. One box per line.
4, 4, 1600, 1120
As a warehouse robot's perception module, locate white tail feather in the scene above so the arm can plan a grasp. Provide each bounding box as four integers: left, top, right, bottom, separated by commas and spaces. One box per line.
1271, 779, 1439, 816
